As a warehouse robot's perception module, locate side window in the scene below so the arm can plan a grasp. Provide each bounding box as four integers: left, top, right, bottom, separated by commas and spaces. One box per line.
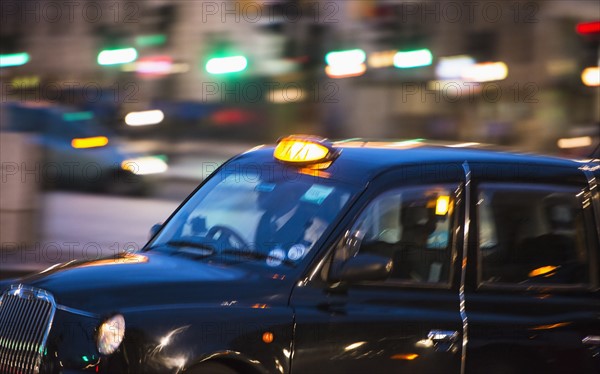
336, 184, 458, 285
477, 183, 595, 287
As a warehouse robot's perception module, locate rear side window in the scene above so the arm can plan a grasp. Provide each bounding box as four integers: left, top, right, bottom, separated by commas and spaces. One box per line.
335, 184, 458, 285
477, 183, 597, 287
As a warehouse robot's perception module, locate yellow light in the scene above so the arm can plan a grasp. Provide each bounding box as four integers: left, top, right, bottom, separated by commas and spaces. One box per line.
262, 332, 274, 344
435, 196, 450, 216
557, 136, 593, 149
71, 136, 109, 149
274, 138, 331, 164
368, 50, 397, 68
530, 322, 570, 331
581, 67, 599, 87
529, 265, 558, 278
391, 353, 419, 360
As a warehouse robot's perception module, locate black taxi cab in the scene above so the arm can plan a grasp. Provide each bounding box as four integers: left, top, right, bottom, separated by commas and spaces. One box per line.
0, 136, 599, 374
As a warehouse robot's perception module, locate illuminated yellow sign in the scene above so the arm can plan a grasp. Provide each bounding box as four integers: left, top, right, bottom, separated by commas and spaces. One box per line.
274, 137, 333, 165
71, 136, 109, 149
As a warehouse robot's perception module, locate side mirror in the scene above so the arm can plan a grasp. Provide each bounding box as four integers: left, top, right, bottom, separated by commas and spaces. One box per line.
148, 223, 162, 240
330, 254, 393, 283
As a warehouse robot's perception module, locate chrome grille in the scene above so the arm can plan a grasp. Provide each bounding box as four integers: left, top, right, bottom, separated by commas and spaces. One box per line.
0, 285, 56, 374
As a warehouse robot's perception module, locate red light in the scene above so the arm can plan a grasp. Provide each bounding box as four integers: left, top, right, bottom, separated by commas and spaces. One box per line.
136, 55, 173, 77
576, 21, 600, 35
211, 109, 257, 126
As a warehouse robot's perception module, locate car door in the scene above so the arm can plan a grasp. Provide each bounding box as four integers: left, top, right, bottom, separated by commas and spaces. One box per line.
290, 164, 466, 374
465, 163, 600, 373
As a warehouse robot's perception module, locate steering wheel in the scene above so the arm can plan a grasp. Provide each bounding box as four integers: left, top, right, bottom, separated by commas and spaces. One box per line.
206, 225, 250, 250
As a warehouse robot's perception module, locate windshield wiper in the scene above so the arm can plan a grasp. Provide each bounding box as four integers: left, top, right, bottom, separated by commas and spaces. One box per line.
157, 240, 216, 258
220, 249, 295, 267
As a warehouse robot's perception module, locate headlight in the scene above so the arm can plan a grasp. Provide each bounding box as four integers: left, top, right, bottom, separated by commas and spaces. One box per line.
97, 314, 126, 355
121, 156, 168, 175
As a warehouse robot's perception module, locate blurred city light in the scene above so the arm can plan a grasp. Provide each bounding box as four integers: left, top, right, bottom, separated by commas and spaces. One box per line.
11, 75, 40, 88
325, 49, 367, 78
326, 49, 366, 67
393, 49, 433, 68
125, 110, 165, 126
576, 21, 600, 35
436, 55, 476, 79
134, 56, 173, 77
97, 48, 138, 66
206, 56, 248, 75
71, 136, 109, 149
557, 136, 593, 149
325, 63, 367, 79
581, 67, 600, 87
121, 156, 168, 175
0, 52, 30, 68
63, 112, 94, 121
461, 62, 508, 82
135, 34, 167, 47
368, 50, 397, 68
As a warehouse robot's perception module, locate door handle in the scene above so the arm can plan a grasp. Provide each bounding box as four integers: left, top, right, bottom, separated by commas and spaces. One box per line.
582, 335, 600, 345
428, 330, 460, 343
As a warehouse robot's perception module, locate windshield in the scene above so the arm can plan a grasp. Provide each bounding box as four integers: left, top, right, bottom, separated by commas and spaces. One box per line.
148, 160, 358, 269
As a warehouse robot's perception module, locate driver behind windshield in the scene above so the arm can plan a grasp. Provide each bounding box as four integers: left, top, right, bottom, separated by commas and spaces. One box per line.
254, 182, 333, 259
149, 165, 355, 267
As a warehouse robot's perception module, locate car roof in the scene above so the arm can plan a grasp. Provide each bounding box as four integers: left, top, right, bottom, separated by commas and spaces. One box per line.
235, 139, 596, 186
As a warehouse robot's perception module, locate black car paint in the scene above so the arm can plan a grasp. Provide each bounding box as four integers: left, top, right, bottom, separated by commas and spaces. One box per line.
1, 143, 599, 373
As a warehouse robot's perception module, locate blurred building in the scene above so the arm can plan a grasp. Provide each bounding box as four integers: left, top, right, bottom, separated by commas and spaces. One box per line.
1, 0, 598, 152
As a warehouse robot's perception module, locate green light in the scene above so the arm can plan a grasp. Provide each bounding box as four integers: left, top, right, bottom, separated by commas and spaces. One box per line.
82, 356, 89, 362
63, 112, 94, 121
206, 56, 248, 75
97, 48, 138, 66
0, 52, 30, 68
325, 49, 366, 67
135, 34, 167, 47
393, 49, 433, 68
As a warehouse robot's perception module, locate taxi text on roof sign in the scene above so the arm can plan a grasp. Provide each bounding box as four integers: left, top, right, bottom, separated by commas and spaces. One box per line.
274, 136, 338, 167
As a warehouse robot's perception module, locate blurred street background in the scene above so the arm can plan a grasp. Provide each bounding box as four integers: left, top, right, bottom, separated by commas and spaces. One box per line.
1, 0, 599, 278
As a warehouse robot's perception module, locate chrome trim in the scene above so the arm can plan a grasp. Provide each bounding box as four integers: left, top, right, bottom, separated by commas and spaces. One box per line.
56, 304, 99, 319
428, 329, 460, 343
459, 161, 471, 374
582, 170, 600, 288
0, 284, 57, 374
582, 335, 600, 345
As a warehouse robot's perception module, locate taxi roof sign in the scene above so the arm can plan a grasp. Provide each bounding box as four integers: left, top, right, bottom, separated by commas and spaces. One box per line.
274, 135, 338, 166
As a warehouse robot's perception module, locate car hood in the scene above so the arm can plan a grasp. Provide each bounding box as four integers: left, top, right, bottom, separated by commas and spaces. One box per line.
6, 252, 294, 315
